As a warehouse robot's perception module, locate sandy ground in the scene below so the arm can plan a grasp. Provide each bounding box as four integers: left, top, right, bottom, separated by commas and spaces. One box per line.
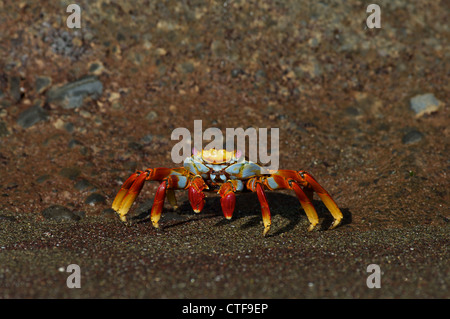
0, 0, 448, 299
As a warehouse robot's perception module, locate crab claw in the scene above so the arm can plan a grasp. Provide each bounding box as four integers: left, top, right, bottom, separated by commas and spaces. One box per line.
189, 187, 205, 213
188, 176, 208, 213
221, 193, 235, 219
219, 183, 236, 220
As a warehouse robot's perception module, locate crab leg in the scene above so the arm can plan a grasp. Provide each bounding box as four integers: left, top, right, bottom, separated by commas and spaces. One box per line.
188, 175, 208, 213
256, 183, 271, 236
290, 182, 319, 231
150, 177, 170, 228
112, 171, 141, 213
150, 174, 190, 228
247, 178, 272, 236
114, 171, 148, 221
166, 189, 178, 209
265, 170, 343, 230
112, 167, 186, 222
297, 171, 342, 229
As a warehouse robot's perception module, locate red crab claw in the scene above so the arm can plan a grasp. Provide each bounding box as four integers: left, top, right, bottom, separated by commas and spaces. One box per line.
188, 176, 208, 213
218, 182, 236, 220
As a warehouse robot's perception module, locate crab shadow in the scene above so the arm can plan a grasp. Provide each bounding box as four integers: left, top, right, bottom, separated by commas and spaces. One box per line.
131, 191, 352, 237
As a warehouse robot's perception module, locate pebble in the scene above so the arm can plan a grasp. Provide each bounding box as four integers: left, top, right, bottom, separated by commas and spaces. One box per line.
101, 208, 117, 218
9, 75, 21, 103
41, 205, 81, 221
74, 178, 96, 191
59, 167, 81, 180
0, 120, 8, 136
35, 174, 51, 183
84, 193, 106, 205
231, 68, 244, 78
402, 129, 424, 145
16, 104, 48, 128
35, 76, 52, 94
140, 134, 154, 143
46, 75, 103, 109
68, 139, 82, 148
64, 122, 74, 133
410, 93, 442, 117
88, 61, 105, 75
177, 61, 195, 74
345, 106, 361, 117
146, 111, 158, 122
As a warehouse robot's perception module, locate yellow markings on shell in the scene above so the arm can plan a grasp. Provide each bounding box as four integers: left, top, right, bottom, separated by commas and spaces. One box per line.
200, 149, 236, 164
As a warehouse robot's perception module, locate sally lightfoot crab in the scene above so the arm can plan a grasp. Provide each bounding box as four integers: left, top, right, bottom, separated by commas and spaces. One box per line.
112, 149, 343, 236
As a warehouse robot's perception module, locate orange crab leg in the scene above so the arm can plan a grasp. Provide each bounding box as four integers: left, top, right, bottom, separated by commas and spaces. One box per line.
188, 175, 208, 213
255, 182, 271, 236
263, 170, 343, 230
115, 171, 148, 221
298, 171, 342, 229
112, 171, 141, 213
150, 174, 190, 228
247, 178, 272, 236
290, 182, 319, 231
112, 167, 188, 222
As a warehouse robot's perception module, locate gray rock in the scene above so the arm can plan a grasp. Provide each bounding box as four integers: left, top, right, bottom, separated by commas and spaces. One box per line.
0, 120, 9, 136
73, 211, 86, 219
410, 93, 442, 117
42, 205, 81, 221
345, 106, 361, 117
140, 134, 154, 143
35, 76, 52, 94
101, 208, 117, 218
402, 129, 424, 145
146, 110, 158, 122
35, 174, 51, 183
16, 104, 48, 128
64, 122, 74, 133
59, 167, 81, 180
85, 193, 106, 205
68, 139, 82, 148
178, 61, 194, 74
46, 76, 103, 109
231, 68, 243, 78
74, 178, 96, 191
9, 75, 21, 103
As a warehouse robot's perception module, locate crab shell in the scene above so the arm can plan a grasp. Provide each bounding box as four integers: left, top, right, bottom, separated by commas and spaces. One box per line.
183, 148, 266, 191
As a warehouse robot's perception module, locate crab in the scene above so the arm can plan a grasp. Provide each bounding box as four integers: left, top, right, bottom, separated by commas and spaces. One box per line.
112, 148, 343, 236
